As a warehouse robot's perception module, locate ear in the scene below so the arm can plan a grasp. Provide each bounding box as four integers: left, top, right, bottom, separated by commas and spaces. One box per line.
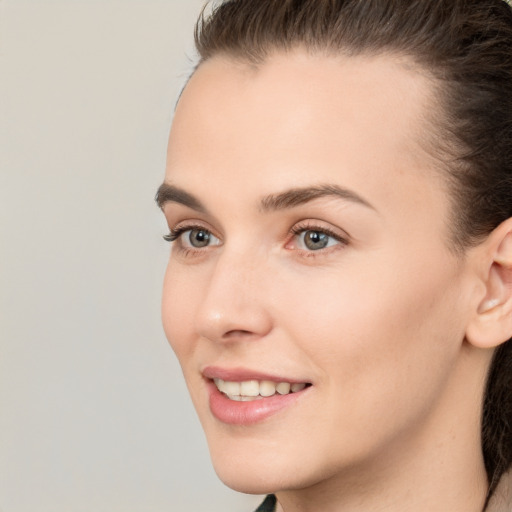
466, 217, 512, 349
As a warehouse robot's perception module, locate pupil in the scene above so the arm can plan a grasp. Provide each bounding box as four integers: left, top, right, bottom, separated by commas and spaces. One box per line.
189, 229, 210, 248
305, 231, 328, 250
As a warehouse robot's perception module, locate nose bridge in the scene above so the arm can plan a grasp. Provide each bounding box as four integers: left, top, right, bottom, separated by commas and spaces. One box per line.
194, 245, 272, 342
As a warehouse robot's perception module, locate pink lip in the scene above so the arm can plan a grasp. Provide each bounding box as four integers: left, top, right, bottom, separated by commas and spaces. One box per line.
203, 366, 312, 426
202, 366, 308, 384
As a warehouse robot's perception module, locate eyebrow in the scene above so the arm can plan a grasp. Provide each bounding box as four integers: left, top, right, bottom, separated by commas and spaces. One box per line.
155, 182, 375, 213
260, 184, 375, 212
156, 183, 208, 213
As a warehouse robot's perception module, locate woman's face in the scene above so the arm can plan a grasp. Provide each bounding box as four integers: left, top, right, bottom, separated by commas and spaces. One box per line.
160, 52, 478, 493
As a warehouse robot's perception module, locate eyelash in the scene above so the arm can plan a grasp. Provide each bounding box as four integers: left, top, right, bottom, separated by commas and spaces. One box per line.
163, 222, 348, 256
163, 224, 203, 243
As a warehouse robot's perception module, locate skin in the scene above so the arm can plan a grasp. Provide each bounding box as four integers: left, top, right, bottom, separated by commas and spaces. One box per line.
160, 51, 494, 511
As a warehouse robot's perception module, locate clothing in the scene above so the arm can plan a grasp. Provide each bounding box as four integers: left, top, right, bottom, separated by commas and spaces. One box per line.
254, 495, 276, 512
487, 471, 512, 512
253, 472, 512, 512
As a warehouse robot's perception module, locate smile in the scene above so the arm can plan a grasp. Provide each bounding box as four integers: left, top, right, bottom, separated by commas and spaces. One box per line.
214, 378, 308, 401
203, 367, 313, 425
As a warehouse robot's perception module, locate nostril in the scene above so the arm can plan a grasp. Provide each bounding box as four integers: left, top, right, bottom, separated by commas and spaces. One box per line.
222, 329, 260, 340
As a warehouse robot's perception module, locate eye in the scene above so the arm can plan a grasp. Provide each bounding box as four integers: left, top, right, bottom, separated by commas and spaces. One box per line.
288, 223, 348, 253
164, 224, 221, 250
299, 230, 337, 250
181, 228, 219, 248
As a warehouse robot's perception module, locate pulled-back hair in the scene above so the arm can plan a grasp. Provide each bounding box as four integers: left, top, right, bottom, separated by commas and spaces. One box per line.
193, 0, 512, 501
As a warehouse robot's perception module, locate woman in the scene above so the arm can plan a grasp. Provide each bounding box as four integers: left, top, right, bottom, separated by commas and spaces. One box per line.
157, 1, 512, 510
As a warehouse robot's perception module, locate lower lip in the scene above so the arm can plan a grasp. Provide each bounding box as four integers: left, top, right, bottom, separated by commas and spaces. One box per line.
207, 381, 309, 426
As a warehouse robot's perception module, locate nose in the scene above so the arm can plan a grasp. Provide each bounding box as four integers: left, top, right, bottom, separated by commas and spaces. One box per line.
194, 250, 273, 344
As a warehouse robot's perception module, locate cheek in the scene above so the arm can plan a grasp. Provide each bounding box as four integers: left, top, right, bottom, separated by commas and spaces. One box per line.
275, 253, 466, 424
161, 262, 199, 363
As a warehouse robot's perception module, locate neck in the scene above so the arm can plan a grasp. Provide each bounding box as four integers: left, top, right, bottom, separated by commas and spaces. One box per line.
275, 346, 492, 512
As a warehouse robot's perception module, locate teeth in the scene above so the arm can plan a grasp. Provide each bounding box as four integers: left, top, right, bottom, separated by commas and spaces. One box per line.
223, 381, 240, 396
227, 395, 263, 401
214, 378, 308, 400
276, 382, 291, 395
260, 380, 276, 397
240, 380, 259, 396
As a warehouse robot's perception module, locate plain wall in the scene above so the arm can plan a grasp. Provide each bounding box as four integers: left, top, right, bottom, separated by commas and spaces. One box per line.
0, 1, 262, 511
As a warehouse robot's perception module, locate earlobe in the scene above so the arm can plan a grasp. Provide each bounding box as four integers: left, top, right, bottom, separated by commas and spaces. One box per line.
466, 219, 512, 349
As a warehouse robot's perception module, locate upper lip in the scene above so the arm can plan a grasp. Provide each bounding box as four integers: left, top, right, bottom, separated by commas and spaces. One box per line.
202, 366, 311, 384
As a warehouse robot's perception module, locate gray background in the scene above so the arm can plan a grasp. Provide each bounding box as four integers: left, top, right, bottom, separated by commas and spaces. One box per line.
0, 1, 262, 511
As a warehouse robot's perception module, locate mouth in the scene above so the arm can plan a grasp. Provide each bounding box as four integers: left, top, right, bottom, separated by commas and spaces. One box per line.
203, 367, 312, 425
213, 378, 310, 401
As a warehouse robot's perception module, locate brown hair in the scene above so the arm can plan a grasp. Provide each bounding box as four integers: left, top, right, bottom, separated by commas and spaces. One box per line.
193, 0, 512, 502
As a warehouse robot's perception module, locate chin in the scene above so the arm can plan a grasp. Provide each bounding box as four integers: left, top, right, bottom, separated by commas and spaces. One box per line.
215, 470, 278, 495
207, 440, 282, 494
213, 461, 297, 495
207, 439, 325, 495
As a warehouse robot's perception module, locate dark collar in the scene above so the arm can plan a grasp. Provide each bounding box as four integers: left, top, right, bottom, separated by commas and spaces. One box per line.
254, 495, 276, 512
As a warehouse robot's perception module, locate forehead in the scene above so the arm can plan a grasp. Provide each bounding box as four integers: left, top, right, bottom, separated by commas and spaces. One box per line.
168, 50, 437, 176
165, 51, 449, 236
